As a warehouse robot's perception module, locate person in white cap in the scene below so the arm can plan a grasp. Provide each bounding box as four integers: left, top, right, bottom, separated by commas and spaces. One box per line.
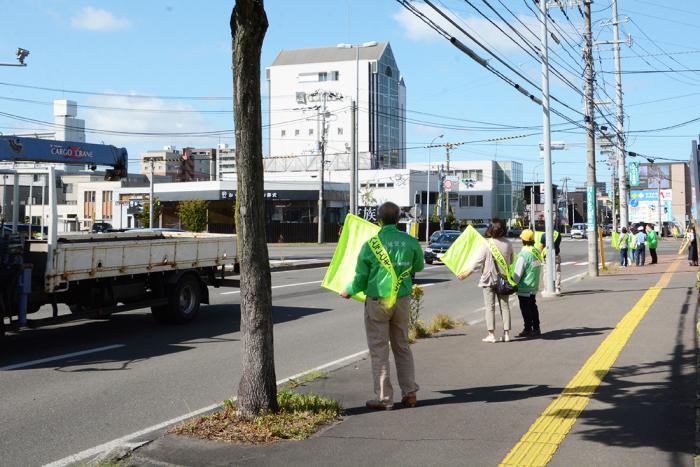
634, 225, 647, 266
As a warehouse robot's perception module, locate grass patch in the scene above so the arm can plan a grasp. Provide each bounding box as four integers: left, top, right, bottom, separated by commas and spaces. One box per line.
170, 389, 342, 444
408, 319, 430, 343
285, 370, 328, 389
427, 313, 456, 334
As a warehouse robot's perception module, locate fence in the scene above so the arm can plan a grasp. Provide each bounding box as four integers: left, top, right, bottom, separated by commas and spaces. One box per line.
208, 222, 341, 243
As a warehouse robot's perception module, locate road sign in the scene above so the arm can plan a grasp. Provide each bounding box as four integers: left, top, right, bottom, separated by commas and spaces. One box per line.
629, 161, 640, 186
443, 176, 459, 192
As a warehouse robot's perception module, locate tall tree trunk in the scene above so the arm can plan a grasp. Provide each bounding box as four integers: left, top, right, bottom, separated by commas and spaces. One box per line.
230, 0, 277, 416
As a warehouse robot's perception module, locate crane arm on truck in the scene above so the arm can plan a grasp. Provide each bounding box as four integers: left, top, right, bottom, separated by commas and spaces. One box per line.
0, 136, 127, 180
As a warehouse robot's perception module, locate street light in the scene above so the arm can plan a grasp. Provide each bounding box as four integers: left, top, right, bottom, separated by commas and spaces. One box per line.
337, 41, 377, 215
0, 47, 29, 67
426, 134, 443, 242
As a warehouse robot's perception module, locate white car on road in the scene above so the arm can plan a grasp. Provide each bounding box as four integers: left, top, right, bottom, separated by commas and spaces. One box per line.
570, 223, 586, 239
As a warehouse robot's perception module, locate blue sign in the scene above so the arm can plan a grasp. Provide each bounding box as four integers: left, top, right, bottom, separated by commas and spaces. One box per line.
629, 161, 640, 186
0, 135, 127, 168
586, 186, 595, 232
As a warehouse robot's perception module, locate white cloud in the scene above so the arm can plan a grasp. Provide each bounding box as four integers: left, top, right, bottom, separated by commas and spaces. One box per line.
393, 4, 543, 55
80, 93, 216, 149
70, 6, 130, 31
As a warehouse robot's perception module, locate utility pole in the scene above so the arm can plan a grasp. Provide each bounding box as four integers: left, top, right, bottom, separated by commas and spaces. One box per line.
148, 158, 155, 229
584, 0, 599, 276
439, 164, 445, 231
350, 100, 357, 215
318, 92, 327, 244
612, 0, 628, 230
305, 90, 342, 243
539, 0, 557, 294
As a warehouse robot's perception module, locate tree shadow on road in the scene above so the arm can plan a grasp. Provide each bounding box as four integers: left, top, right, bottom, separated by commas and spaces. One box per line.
0, 304, 331, 372
551, 286, 696, 460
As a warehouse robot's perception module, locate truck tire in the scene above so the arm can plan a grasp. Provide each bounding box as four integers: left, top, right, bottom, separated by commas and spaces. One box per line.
152, 274, 201, 324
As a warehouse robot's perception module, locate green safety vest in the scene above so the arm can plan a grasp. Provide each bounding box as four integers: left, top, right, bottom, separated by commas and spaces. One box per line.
367, 235, 412, 311
535, 230, 559, 252
517, 246, 543, 294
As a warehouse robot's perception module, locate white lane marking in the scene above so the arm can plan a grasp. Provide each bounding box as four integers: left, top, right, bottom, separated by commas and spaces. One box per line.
1, 344, 125, 371
220, 280, 323, 295
574, 262, 588, 266
271, 265, 327, 273
561, 261, 576, 266
45, 349, 369, 467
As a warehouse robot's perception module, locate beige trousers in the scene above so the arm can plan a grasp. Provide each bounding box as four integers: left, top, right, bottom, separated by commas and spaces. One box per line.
482, 287, 511, 331
364, 295, 419, 402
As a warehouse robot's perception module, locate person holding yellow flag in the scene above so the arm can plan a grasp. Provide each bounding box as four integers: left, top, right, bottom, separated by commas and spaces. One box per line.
457, 218, 514, 343
340, 202, 424, 410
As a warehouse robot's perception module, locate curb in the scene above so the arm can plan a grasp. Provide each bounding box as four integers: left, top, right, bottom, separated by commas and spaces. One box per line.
61, 349, 369, 466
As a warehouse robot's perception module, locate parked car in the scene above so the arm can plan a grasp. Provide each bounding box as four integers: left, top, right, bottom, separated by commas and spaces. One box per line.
424, 231, 461, 264
471, 223, 489, 236
570, 223, 586, 239
91, 222, 113, 233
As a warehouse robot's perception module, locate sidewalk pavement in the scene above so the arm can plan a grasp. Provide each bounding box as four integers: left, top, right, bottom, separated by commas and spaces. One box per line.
129, 253, 697, 467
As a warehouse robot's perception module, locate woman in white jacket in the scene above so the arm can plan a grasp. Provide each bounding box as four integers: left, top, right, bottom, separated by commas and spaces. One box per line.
458, 219, 514, 343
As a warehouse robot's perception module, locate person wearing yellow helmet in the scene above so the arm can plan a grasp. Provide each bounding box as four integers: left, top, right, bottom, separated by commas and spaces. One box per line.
512, 229, 544, 338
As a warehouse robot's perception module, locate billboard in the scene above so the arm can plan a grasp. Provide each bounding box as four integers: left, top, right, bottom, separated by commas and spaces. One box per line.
629, 189, 660, 224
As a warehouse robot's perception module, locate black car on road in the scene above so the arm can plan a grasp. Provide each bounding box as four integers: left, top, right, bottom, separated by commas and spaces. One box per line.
424, 231, 461, 264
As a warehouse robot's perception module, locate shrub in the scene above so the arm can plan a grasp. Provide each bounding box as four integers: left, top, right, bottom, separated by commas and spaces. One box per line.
178, 199, 209, 232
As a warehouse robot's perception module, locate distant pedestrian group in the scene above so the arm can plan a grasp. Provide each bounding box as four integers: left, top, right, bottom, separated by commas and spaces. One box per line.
617, 223, 658, 267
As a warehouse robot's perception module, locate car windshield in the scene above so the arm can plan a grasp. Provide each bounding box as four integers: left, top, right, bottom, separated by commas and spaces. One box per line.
435, 233, 459, 244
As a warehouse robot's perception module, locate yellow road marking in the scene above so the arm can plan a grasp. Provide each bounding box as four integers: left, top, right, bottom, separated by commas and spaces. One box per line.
500, 260, 680, 467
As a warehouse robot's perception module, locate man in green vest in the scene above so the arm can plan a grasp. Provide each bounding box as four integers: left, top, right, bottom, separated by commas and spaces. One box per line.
341, 202, 425, 410
513, 229, 544, 338
646, 223, 658, 264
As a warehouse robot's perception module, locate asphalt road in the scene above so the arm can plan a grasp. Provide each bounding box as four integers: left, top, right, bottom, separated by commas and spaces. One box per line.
1, 239, 615, 466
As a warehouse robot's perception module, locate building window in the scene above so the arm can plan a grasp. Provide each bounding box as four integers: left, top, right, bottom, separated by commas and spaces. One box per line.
308, 128, 314, 136
459, 194, 483, 207
84, 190, 96, 219
337, 127, 343, 135
459, 169, 483, 182
385, 66, 393, 77
63, 183, 73, 194
102, 191, 113, 219
294, 129, 300, 136
281, 130, 286, 137
318, 72, 327, 81
331, 71, 340, 81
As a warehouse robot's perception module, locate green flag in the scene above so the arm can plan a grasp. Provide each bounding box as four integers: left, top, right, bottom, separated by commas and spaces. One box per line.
440, 225, 488, 276
322, 213, 380, 302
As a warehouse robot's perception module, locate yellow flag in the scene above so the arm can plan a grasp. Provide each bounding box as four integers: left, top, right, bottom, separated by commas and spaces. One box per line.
440, 225, 488, 276
611, 231, 620, 249
322, 214, 380, 302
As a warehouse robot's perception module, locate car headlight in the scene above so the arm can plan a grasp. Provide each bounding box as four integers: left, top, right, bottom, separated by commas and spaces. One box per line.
425, 248, 433, 253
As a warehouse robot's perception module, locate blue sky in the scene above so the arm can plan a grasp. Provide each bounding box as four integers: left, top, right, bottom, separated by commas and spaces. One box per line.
1, 0, 699, 188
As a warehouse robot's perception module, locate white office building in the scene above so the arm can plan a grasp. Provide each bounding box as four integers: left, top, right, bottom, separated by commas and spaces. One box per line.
266, 42, 406, 171
216, 144, 236, 180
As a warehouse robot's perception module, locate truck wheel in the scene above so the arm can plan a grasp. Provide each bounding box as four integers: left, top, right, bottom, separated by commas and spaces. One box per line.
169, 275, 201, 323
153, 275, 202, 324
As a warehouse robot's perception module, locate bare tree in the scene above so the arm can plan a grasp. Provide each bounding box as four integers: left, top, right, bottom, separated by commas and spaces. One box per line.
230, 0, 277, 416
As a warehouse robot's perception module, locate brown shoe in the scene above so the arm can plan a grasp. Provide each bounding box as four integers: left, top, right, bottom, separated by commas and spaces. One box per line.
401, 393, 417, 408
517, 329, 533, 338
365, 399, 394, 411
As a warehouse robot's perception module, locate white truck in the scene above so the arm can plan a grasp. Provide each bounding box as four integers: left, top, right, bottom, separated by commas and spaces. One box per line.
0, 137, 237, 339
